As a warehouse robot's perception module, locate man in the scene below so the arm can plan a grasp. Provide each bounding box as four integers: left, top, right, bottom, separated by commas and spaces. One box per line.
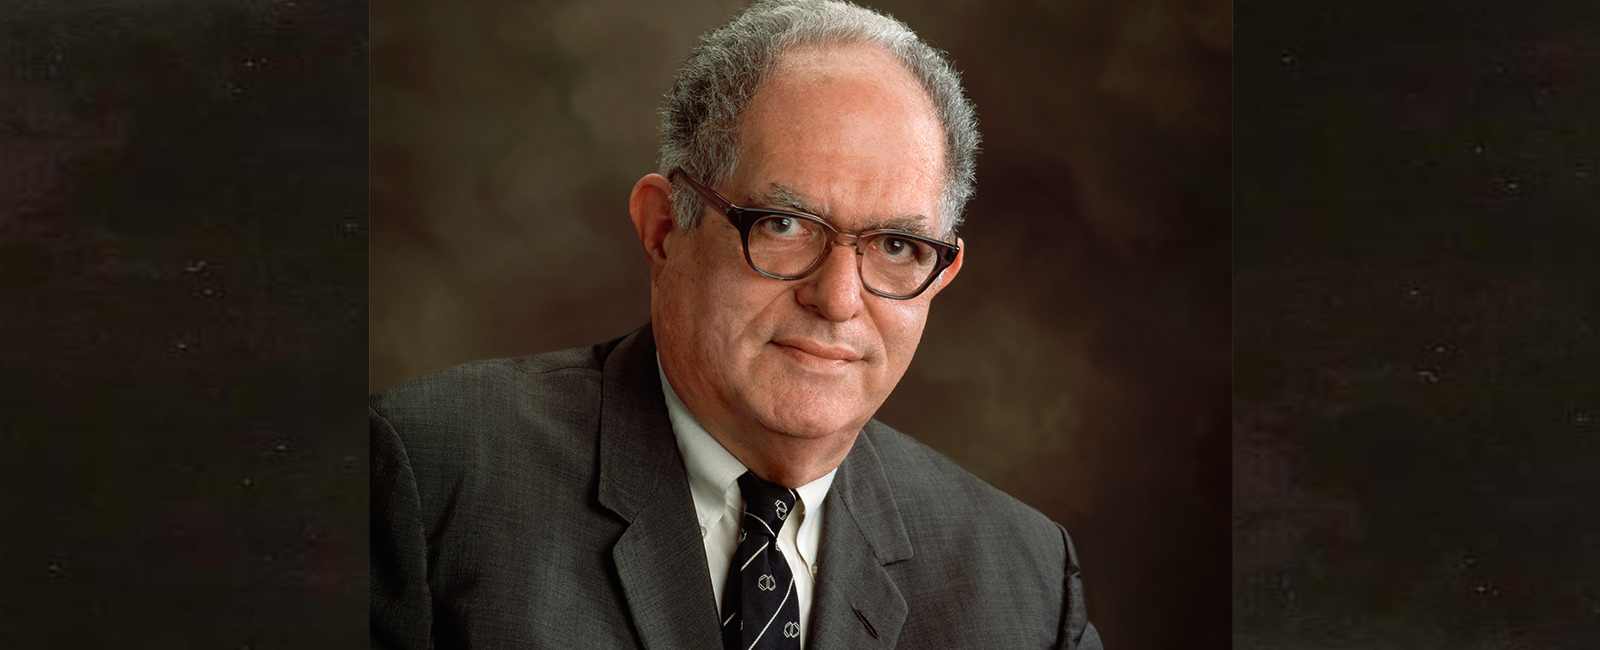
371, 1, 1102, 648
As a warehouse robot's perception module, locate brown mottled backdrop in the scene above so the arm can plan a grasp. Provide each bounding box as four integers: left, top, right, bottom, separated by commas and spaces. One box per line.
370, 2, 1231, 650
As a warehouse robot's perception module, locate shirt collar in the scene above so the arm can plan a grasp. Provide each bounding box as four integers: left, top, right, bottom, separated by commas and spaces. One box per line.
792, 464, 838, 526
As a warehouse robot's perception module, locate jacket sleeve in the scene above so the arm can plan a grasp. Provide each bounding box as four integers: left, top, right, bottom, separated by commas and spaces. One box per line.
370, 406, 434, 650
1057, 523, 1104, 650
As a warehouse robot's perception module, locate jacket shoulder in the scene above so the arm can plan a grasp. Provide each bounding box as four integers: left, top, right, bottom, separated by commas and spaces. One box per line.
368, 342, 615, 487
371, 344, 606, 417
863, 420, 1063, 546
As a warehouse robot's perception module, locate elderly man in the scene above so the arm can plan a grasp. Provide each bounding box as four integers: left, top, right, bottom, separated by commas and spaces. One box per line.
370, 1, 1101, 648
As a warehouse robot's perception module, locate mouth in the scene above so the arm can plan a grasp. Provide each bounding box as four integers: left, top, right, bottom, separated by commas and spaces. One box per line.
770, 338, 863, 364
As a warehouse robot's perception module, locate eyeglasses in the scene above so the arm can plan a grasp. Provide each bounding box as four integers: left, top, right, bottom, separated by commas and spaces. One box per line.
669, 169, 960, 300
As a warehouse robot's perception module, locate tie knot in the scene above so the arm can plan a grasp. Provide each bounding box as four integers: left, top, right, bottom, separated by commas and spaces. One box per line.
737, 472, 797, 538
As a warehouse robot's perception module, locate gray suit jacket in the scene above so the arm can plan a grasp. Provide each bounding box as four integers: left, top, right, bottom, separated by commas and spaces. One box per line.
371, 324, 1101, 649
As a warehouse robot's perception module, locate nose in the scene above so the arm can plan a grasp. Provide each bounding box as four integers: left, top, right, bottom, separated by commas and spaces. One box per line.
795, 238, 866, 322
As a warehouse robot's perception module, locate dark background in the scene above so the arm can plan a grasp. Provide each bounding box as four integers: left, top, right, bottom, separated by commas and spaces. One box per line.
1, 1, 366, 647
369, 2, 1230, 650
1235, 1, 1600, 648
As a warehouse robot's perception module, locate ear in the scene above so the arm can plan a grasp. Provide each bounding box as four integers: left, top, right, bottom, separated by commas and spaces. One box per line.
922, 237, 964, 300
629, 173, 677, 280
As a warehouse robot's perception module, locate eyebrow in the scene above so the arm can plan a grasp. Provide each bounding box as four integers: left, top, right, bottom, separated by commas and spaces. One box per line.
744, 183, 937, 237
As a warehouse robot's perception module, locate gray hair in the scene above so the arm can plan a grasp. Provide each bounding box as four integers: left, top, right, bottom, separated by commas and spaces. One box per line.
658, 0, 979, 237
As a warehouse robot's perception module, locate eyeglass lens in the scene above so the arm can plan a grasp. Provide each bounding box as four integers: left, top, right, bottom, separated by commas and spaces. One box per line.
746, 213, 940, 296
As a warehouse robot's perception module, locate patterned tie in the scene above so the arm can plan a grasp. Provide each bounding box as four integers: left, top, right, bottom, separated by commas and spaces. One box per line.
722, 472, 802, 650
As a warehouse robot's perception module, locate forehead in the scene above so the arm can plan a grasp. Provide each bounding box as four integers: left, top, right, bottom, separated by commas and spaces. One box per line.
730, 42, 946, 233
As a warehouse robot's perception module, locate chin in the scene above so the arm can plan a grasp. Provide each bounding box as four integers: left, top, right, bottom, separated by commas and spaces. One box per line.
757, 413, 863, 440
744, 387, 875, 440
746, 357, 899, 433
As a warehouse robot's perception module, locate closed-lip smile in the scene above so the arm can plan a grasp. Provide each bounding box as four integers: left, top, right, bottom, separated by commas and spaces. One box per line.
771, 338, 862, 362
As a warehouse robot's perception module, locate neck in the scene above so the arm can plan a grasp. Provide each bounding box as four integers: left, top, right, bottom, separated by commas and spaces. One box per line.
704, 422, 856, 488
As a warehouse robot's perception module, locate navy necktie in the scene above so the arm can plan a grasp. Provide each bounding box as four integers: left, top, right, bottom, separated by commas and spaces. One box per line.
722, 472, 801, 650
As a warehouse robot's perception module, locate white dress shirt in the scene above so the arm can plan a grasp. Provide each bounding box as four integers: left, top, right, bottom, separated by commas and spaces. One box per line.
658, 359, 837, 648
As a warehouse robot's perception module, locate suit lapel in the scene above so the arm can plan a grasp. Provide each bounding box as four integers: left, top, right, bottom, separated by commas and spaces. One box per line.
810, 427, 913, 648
595, 325, 722, 649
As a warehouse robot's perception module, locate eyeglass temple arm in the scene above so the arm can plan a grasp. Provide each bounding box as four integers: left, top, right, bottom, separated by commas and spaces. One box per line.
669, 169, 734, 213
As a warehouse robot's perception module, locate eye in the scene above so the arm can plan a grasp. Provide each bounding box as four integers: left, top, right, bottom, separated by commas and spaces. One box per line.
761, 216, 806, 236
878, 236, 914, 258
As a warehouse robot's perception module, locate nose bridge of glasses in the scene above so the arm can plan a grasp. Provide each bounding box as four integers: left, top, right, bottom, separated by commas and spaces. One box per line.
812, 234, 867, 292
829, 230, 864, 252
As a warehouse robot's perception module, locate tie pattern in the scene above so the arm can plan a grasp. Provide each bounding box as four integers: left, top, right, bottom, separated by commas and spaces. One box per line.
722, 472, 801, 650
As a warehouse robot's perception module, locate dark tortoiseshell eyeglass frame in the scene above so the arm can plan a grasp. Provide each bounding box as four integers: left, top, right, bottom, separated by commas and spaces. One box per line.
668, 168, 960, 300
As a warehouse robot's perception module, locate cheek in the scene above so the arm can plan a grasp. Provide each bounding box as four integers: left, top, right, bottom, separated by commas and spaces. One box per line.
865, 301, 931, 380
664, 239, 773, 353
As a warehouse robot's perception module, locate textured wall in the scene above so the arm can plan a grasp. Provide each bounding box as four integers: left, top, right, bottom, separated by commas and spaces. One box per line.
370, 2, 1230, 649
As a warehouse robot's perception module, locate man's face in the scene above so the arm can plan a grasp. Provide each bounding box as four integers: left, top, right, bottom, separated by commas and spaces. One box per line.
653, 43, 958, 445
